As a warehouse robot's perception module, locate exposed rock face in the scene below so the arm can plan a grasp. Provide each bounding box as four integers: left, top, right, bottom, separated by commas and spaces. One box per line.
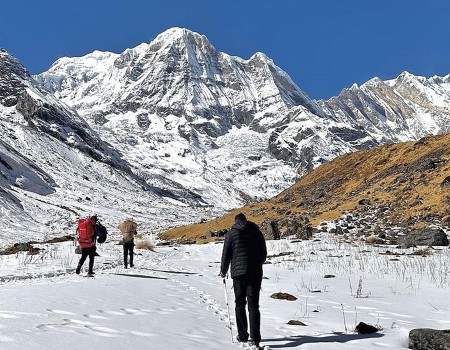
0, 50, 126, 169
409, 328, 450, 350
398, 228, 449, 248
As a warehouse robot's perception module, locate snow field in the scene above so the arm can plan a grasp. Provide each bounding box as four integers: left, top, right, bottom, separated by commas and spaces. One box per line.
1, 232, 450, 349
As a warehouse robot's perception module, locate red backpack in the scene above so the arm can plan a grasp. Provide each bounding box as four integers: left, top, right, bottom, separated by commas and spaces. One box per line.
77, 218, 96, 248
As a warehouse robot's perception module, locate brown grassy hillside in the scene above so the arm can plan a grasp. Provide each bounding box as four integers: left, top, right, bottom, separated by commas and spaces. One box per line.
160, 133, 450, 241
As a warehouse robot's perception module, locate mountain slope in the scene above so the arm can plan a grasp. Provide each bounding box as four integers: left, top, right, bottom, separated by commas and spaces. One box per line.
319, 72, 450, 143
160, 132, 450, 241
0, 49, 215, 246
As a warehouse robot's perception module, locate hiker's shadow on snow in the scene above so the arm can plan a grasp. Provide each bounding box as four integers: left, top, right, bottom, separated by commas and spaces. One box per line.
264, 332, 384, 348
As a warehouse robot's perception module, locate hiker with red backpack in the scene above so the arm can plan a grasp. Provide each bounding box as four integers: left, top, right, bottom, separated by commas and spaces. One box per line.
76, 215, 99, 276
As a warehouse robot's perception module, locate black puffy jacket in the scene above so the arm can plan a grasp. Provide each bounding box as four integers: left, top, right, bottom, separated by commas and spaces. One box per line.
220, 219, 267, 279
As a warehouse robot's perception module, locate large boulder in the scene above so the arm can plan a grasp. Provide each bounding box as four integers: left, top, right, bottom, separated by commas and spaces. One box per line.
260, 220, 281, 240
409, 328, 450, 350
260, 216, 312, 240
398, 228, 449, 248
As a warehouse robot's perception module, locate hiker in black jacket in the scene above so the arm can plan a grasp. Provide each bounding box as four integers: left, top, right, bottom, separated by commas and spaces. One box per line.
220, 213, 267, 348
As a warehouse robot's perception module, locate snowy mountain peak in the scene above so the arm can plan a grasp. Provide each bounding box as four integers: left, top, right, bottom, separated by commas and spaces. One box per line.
248, 51, 273, 65
148, 27, 216, 55
0, 49, 29, 81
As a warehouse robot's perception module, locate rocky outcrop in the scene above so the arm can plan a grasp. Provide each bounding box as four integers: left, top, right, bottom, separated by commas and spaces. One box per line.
398, 228, 449, 248
409, 329, 450, 350
260, 216, 312, 240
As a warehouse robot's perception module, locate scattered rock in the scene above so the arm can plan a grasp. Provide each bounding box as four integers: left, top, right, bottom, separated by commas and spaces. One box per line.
287, 320, 307, 326
409, 328, 450, 350
355, 322, 379, 334
366, 236, 385, 244
441, 176, 450, 188
267, 252, 293, 259
324, 274, 336, 278
358, 199, 371, 206
260, 216, 312, 240
43, 235, 74, 244
260, 220, 281, 240
0, 242, 40, 256
270, 292, 297, 301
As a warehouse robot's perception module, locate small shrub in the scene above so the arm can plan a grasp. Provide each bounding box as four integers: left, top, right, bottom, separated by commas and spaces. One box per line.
410, 247, 433, 256
135, 240, 155, 251
366, 236, 384, 244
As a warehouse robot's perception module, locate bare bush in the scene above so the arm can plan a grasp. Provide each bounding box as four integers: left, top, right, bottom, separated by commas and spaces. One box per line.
135, 240, 155, 251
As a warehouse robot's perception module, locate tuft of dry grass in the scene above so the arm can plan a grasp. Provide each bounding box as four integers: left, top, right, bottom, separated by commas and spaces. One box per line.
410, 248, 434, 256
135, 240, 155, 251
366, 236, 385, 245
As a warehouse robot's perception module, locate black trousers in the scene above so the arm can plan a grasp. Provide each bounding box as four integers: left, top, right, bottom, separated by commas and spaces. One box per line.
233, 274, 262, 343
123, 242, 134, 267
78, 246, 96, 273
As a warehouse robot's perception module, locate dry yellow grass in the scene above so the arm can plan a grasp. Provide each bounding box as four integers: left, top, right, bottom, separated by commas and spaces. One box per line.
160, 133, 450, 242
135, 240, 155, 251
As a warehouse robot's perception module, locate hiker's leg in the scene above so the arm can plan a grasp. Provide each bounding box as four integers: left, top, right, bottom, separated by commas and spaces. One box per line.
123, 245, 128, 267
233, 276, 249, 341
76, 249, 89, 274
247, 276, 262, 343
129, 244, 134, 267
88, 247, 95, 274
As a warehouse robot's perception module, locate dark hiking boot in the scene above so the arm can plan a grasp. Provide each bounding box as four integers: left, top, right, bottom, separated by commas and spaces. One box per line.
130, 264, 134, 268
75, 265, 81, 274
248, 339, 260, 349
236, 335, 248, 343
88, 271, 95, 275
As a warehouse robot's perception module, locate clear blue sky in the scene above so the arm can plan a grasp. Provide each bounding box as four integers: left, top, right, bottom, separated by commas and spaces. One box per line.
1, 0, 450, 99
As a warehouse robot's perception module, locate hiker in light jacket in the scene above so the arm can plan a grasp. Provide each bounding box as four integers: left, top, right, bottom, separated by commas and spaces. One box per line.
220, 213, 267, 348
118, 219, 138, 268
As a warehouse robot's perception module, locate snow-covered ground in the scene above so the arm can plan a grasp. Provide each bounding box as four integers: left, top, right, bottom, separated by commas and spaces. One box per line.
1, 230, 449, 349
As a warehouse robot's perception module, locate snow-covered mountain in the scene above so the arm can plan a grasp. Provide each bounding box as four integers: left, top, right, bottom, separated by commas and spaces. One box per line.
0, 48, 214, 246
36, 27, 304, 207
36, 28, 450, 180
3, 27, 450, 244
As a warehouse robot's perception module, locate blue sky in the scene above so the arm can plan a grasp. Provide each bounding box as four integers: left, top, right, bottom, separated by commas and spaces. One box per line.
1, 0, 450, 99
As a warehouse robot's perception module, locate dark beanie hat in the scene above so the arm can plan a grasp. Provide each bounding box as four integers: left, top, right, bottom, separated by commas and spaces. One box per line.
235, 213, 246, 221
